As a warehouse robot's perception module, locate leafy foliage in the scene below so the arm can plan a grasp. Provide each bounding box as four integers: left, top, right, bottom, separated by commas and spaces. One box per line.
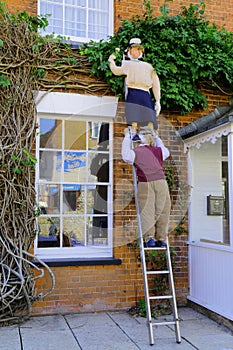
80, 0, 233, 114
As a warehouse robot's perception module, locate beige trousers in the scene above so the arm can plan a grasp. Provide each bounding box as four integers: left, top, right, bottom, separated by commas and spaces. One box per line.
137, 179, 171, 241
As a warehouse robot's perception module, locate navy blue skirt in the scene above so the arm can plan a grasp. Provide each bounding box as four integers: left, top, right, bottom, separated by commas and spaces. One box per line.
125, 88, 158, 129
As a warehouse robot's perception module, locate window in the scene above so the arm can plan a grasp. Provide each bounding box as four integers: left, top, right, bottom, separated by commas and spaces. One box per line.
189, 136, 230, 245
38, 0, 114, 43
35, 118, 112, 258
221, 136, 229, 243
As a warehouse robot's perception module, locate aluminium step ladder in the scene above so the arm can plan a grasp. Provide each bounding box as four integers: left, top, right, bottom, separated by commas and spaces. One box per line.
130, 131, 181, 346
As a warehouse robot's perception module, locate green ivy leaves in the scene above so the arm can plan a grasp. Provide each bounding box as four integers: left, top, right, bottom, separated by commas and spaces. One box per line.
80, 1, 233, 114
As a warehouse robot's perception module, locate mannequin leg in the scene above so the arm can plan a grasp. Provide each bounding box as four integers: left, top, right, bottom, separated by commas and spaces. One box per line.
148, 122, 154, 132
132, 122, 137, 135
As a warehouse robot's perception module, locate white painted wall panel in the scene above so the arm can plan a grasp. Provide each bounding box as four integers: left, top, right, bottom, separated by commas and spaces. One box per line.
189, 243, 233, 321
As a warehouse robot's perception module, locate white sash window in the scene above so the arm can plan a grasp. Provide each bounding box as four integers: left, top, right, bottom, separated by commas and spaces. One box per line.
38, 0, 113, 43
34, 91, 118, 259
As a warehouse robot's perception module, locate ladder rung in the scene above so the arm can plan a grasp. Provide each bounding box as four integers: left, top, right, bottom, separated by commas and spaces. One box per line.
152, 321, 177, 327
146, 270, 169, 275
149, 295, 173, 300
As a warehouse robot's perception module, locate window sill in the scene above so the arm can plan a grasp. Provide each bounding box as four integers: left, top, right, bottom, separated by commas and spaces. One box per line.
34, 257, 122, 267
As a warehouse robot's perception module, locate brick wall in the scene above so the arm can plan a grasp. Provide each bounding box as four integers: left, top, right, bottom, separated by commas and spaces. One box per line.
4, 0, 37, 16
5, 0, 233, 33
114, 0, 233, 32
4, 0, 232, 315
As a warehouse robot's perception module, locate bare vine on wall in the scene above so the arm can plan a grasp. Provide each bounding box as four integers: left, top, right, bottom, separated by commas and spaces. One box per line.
0, 5, 108, 325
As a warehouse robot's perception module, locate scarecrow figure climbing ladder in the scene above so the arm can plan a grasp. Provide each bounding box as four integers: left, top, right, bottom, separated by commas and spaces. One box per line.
130, 130, 181, 346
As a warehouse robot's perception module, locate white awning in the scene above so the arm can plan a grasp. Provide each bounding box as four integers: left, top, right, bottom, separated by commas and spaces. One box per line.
184, 121, 233, 152
35, 91, 118, 120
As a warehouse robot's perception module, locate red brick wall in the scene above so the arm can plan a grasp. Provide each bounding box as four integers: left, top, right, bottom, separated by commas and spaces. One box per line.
5, 0, 233, 32
114, 0, 233, 32
4, 0, 37, 16
4, 0, 232, 315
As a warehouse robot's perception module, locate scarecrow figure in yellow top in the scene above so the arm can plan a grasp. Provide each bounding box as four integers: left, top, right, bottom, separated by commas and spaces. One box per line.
109, 38, 161, 139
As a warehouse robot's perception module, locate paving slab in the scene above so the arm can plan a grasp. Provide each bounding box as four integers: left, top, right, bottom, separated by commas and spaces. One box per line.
20, 314, 70, 331
20, 329, 81, 350
0, 326, 21, 350
65, 313, 139, 350
0, 308, 232, 350
184, 333, 233, 350
20, 314, 81, 350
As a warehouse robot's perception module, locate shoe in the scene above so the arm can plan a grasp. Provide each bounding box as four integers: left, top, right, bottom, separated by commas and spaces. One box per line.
156, 240, 167, 248
132, 134, 141, 142
145, 237, 157, 247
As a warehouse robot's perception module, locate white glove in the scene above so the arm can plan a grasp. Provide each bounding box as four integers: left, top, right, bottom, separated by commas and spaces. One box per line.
154, 101, 161, 116
108, 54, 116, 63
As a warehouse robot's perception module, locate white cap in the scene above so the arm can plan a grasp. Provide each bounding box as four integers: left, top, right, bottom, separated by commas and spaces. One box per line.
127, 38, 144, 51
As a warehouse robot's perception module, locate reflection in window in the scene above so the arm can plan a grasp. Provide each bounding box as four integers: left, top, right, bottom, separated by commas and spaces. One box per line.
38, 184, 60, 214
63, 184, 84, 214
39, 151, 62, 181
63, 216, 85, 247
65, 121, 86, 150
64, 151, 86, 182
40, 119, 62, 149
88, 216, 108, 245
38, 217, 60, 248
36, 120, 111, 255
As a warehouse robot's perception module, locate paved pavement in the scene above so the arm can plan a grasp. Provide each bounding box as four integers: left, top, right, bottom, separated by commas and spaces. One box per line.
0, 307, 232, 350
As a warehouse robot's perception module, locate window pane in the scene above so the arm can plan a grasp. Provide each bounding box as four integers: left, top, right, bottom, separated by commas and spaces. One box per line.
40, 2, 63, 34
88, 216, 108, 245
65, 120, 86, 150
88, 122, 100, 150
38, 217, 60, 248
65, 7, 86, 37
89, 0, 108, 10
93, 185, 108, 213
66, 0, 86, 6
38, 184, 60, 214
63, 151, 86, 182
222, 136, 228, 156
89, 152, 109, 183
40, 119, 62, 149
63, 184, 84, 213
88, 122, 109, 150
39, 150, 62, 181
88, 10, 108, 39
63, 216, 85, 246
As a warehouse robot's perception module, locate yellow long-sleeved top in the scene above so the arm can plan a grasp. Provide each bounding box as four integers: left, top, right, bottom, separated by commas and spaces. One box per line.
109, 59, 160, 102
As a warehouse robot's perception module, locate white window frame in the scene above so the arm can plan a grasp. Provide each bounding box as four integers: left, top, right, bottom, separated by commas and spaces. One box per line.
38, 0, 114, 43
34, 91, 118, 259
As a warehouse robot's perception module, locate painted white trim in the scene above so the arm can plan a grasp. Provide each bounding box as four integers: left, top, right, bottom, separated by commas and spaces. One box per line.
228, 132, 233, 245
35, 91, 118, 119
184, 122, 233, 152
188, 240, 233, 252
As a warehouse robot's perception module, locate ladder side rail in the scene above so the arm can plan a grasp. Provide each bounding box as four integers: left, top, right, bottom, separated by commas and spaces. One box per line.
166, 237, 182, 343
132, 163, 155, 345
